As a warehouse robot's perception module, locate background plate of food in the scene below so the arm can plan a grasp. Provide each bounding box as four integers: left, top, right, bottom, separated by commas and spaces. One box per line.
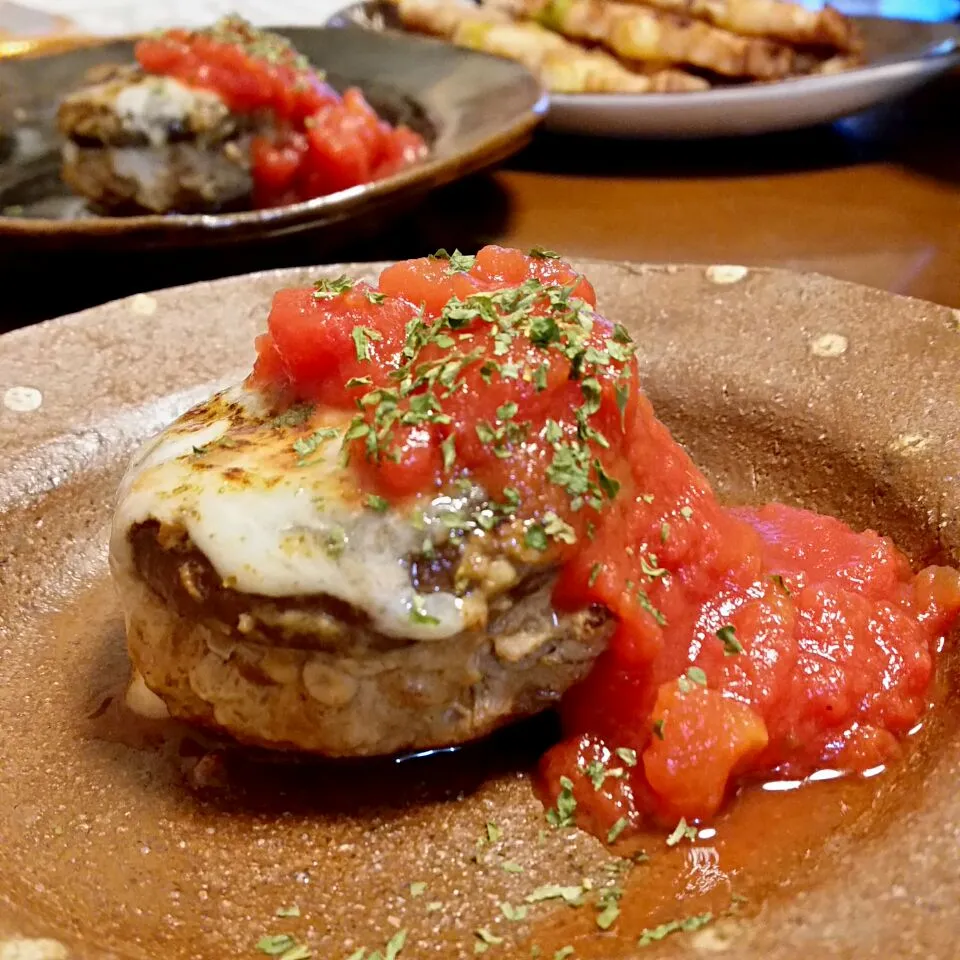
0, 16, 545, 250
328, 0, 960, 137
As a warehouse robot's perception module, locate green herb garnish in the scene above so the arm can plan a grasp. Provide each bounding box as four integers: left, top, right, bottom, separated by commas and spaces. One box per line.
545, 776, 577, 828
293, 427, 339, 465
666, 817, 698, 847
352, 325, 384, 362
596, 889, 621, 930
410, 594, 440, 626
501, 902, 528, 921
324, 526, 347, 559
584, 760, 624, 790
771, 573, 791, 595
637, 590, 667, 626
446, 250, 476, 274
271, 403, 315, 428
257, 936, 296, 956
717, 625, 743, 655
281, 948, 311, 960
441, 433, 457, 471
526, 884, 584, 906
637, 912, 713, 947
313, 275, 354, 299
686, 666, 708, 686
383, 929, 407, 960
639, 553, 666, 578
533, 363, 549, 391
525, 524, 549, 552
256, 935, 312, 959
474, 928, 503, 953
543, 511, 577, 544
606, 818, 629, 844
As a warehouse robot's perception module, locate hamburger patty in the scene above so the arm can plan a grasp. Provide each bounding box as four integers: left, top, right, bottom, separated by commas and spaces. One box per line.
57, 65, 257, 214
60, 138, 253, 215
120, 519, 611, 756
110, 384, 613, 756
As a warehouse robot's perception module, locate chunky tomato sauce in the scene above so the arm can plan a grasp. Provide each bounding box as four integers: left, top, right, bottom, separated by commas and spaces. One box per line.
249, 246, 960, 838
135, 17, 427, 207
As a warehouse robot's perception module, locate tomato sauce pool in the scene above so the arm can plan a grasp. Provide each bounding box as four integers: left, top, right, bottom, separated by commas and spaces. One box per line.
248, 245, 960, 843
135, 17, 428, 207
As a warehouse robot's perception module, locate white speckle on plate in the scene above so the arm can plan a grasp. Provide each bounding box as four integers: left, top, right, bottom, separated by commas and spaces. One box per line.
810, 333, 848, 358
3, 386, 42, 412
888, 434, 932, 456
705, 265, 748, 285
0, 938, 69, 960
130, 293, 158, 316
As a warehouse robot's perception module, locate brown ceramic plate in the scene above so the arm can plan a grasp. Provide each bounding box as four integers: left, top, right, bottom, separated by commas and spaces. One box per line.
2, 261, 960, 960
0, 28, 545, 252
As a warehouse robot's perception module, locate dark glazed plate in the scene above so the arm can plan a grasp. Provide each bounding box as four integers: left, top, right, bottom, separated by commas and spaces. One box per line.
1, 261, 960, 959
0, 27, 546, 251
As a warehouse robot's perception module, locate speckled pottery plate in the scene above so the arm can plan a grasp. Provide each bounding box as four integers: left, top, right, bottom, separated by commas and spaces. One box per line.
2, 261, 960, 960
329, 8, 960, 138
0, 28, 545, 252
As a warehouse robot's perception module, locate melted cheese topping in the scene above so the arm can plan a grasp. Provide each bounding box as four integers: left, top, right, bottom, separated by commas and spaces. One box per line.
110, 384, 470, 641
112, 77, 228, 146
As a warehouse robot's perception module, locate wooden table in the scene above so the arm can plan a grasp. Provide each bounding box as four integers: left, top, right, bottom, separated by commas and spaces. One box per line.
3, 70, 959, 329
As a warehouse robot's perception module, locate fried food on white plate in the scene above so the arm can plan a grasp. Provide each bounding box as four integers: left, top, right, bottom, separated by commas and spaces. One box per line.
612, 0, 861, 52
454, 18, 708, 91
500, 0, 800, 79
388, 0, 708, 92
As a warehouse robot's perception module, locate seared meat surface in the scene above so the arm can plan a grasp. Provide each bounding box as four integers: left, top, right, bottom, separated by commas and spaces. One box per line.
121, 520, 611, 756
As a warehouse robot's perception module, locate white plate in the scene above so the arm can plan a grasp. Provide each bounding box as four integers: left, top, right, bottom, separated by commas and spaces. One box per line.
548, 38, 959, 137
328, 8, 960, 139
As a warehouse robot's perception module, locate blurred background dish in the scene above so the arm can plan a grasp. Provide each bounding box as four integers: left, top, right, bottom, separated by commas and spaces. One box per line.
330, 1, 960, 136
0, 0, 80, 56
0, 1, 957, 333
0, 25, 545, 249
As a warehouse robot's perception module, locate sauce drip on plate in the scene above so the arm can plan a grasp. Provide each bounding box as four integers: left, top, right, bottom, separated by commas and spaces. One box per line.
248, 245, 960, 838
